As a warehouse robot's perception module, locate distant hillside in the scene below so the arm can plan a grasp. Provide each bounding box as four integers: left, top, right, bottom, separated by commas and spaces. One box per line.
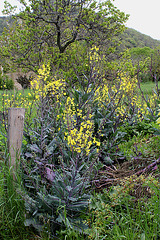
0, 17, 8, 35
119, 28, 160, 50
0, 16, 14, 35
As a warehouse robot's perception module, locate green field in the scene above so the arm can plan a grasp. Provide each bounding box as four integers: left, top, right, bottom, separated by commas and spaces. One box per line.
140, 81, 160, 95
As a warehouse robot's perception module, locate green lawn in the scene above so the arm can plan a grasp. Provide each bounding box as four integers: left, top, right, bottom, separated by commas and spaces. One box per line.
0, 88, 33, 111
140, 81, 160, 95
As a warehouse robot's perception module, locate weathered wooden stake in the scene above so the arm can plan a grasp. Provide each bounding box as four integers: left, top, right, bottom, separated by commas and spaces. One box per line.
8, 108, 25, 171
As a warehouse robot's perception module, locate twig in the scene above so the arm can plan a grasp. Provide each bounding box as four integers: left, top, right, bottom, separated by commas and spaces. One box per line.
135, 157, 160, 176
94, 178, 119, 189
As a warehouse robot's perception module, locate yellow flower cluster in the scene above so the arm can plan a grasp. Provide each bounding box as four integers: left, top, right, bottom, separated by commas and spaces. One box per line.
30, 63, 65, 101
95, 84, 109, 104
157, 104, 160, 125
89, 46, 100, 62
115, 74, 138, 117
119, 73, 137, 93
94, 72, 158, 120
94, 73, 138, 117
63, 96, 100, 155
66, 120, 94, 154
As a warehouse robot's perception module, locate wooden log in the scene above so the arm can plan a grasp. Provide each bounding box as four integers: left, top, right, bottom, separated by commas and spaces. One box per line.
7, 108, 25, 171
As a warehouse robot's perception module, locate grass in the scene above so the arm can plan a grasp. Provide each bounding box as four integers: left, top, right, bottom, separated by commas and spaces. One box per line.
140, 81, 160, 96
110, 176, 160, 240
119, 133, 160, 160
0, 88, 33, 110
0, 159, 36, 240
87, 173, 160, 240
114, 192, 160, 239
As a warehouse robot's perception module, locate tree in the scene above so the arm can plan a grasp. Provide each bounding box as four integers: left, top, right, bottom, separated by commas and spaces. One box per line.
130, 47, 153, 61
0, 0, 129, 72
150, 47, 160, 82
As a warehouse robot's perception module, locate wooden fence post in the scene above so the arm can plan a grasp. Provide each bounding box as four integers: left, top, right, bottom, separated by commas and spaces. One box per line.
8, 108, 25, 171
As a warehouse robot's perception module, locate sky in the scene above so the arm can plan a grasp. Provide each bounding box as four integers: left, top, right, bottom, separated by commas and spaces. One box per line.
114, 0, 160, 40
1, 0, 160, 40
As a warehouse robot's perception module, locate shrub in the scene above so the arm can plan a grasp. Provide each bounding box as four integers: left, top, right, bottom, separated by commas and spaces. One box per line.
0, 74, 14, 90
19, 64, 99, 236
